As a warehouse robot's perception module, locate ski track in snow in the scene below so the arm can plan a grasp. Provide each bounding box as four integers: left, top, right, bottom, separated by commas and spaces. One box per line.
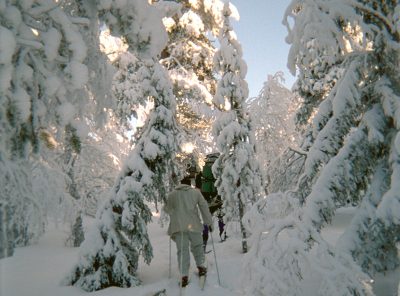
0, 212, 241, 296
0, 207, 399, 296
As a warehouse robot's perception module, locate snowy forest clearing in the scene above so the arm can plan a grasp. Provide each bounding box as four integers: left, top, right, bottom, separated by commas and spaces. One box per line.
1, 207, 399, 296
2, 0, 400, 295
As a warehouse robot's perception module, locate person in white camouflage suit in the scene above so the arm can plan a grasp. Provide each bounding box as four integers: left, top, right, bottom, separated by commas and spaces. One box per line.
165, 175, 213, 287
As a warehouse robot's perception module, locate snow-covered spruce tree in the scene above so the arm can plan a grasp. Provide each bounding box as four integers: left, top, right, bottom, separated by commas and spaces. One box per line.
58, 0, 171, 247
112, 51, 157, 133
63, 0, 172, 246
291, 0, 400, 276
244, 1, 400, 295
337, 158, 398, 274
247, 72, 302, 193
0, 158, 44, 259
73, 118, 130, 217
282, 0, 358, 205
31, 149, 75, 229
155, 0, 228, 153
0, 0, 87, 158
61, 0, 115, 124
65, 58, 181, 291
64, 2, 181, 288
0, 0, 123, 252
212, 3, 262, 253
0, 0, 93, 257
283, 0, 347, 128
0, 0, 166, 257
61, 124, 86, 247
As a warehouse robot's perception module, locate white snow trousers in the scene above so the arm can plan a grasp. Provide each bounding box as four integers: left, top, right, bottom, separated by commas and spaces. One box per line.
172, 231, 205, 277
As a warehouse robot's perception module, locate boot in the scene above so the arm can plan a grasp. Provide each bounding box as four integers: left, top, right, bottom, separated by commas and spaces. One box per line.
181, 276, 189, 288
197, 266, 207, 277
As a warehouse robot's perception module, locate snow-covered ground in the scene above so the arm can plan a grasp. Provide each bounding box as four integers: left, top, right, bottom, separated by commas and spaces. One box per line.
1, 207, 399, 296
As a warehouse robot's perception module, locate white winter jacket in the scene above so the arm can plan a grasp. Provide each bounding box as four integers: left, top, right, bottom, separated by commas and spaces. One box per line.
165, 184, 213, 236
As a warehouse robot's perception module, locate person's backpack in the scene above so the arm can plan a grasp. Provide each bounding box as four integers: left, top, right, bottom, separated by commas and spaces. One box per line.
201, 153, 219, 197
200, 153, 223, 214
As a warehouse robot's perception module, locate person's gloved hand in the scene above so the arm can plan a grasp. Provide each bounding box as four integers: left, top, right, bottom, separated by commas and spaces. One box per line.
208, 225, 213, 232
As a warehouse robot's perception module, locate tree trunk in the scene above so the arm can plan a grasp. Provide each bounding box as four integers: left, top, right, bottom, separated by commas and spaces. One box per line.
64, 145, 84, 247
71, 213, 85, 247
238, 195, 248, 253
0, 203, 14, 259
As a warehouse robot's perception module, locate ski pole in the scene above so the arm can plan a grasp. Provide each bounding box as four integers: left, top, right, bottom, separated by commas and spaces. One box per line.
179, 232, 186, 295
168, 237, 172, 279
210, 231, 221, 286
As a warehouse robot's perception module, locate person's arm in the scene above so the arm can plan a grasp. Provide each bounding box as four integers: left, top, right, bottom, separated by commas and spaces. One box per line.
164, 193, 173, 214
197, 191, 213, 227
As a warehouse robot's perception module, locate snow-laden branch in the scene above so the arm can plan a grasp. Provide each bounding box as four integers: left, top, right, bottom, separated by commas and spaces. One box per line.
348, 0, 399, 40
288, 146, 307, 156
16, 38, 43, 49
29, 1, 60, 16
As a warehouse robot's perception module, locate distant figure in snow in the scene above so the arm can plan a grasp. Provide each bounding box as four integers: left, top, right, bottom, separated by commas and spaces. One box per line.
217, 208, 227, 241
164, 175, 213, 288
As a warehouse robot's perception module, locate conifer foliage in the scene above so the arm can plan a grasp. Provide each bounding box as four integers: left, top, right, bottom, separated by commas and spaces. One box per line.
0, 0, 90, 258
0, 0, 169, 260
65, 61, 180, 292
157, 0, 226, 152
64, 1, 181, 289
244, 1, 400, 295
286, 0, 400, 276
212, 2, 262, 253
